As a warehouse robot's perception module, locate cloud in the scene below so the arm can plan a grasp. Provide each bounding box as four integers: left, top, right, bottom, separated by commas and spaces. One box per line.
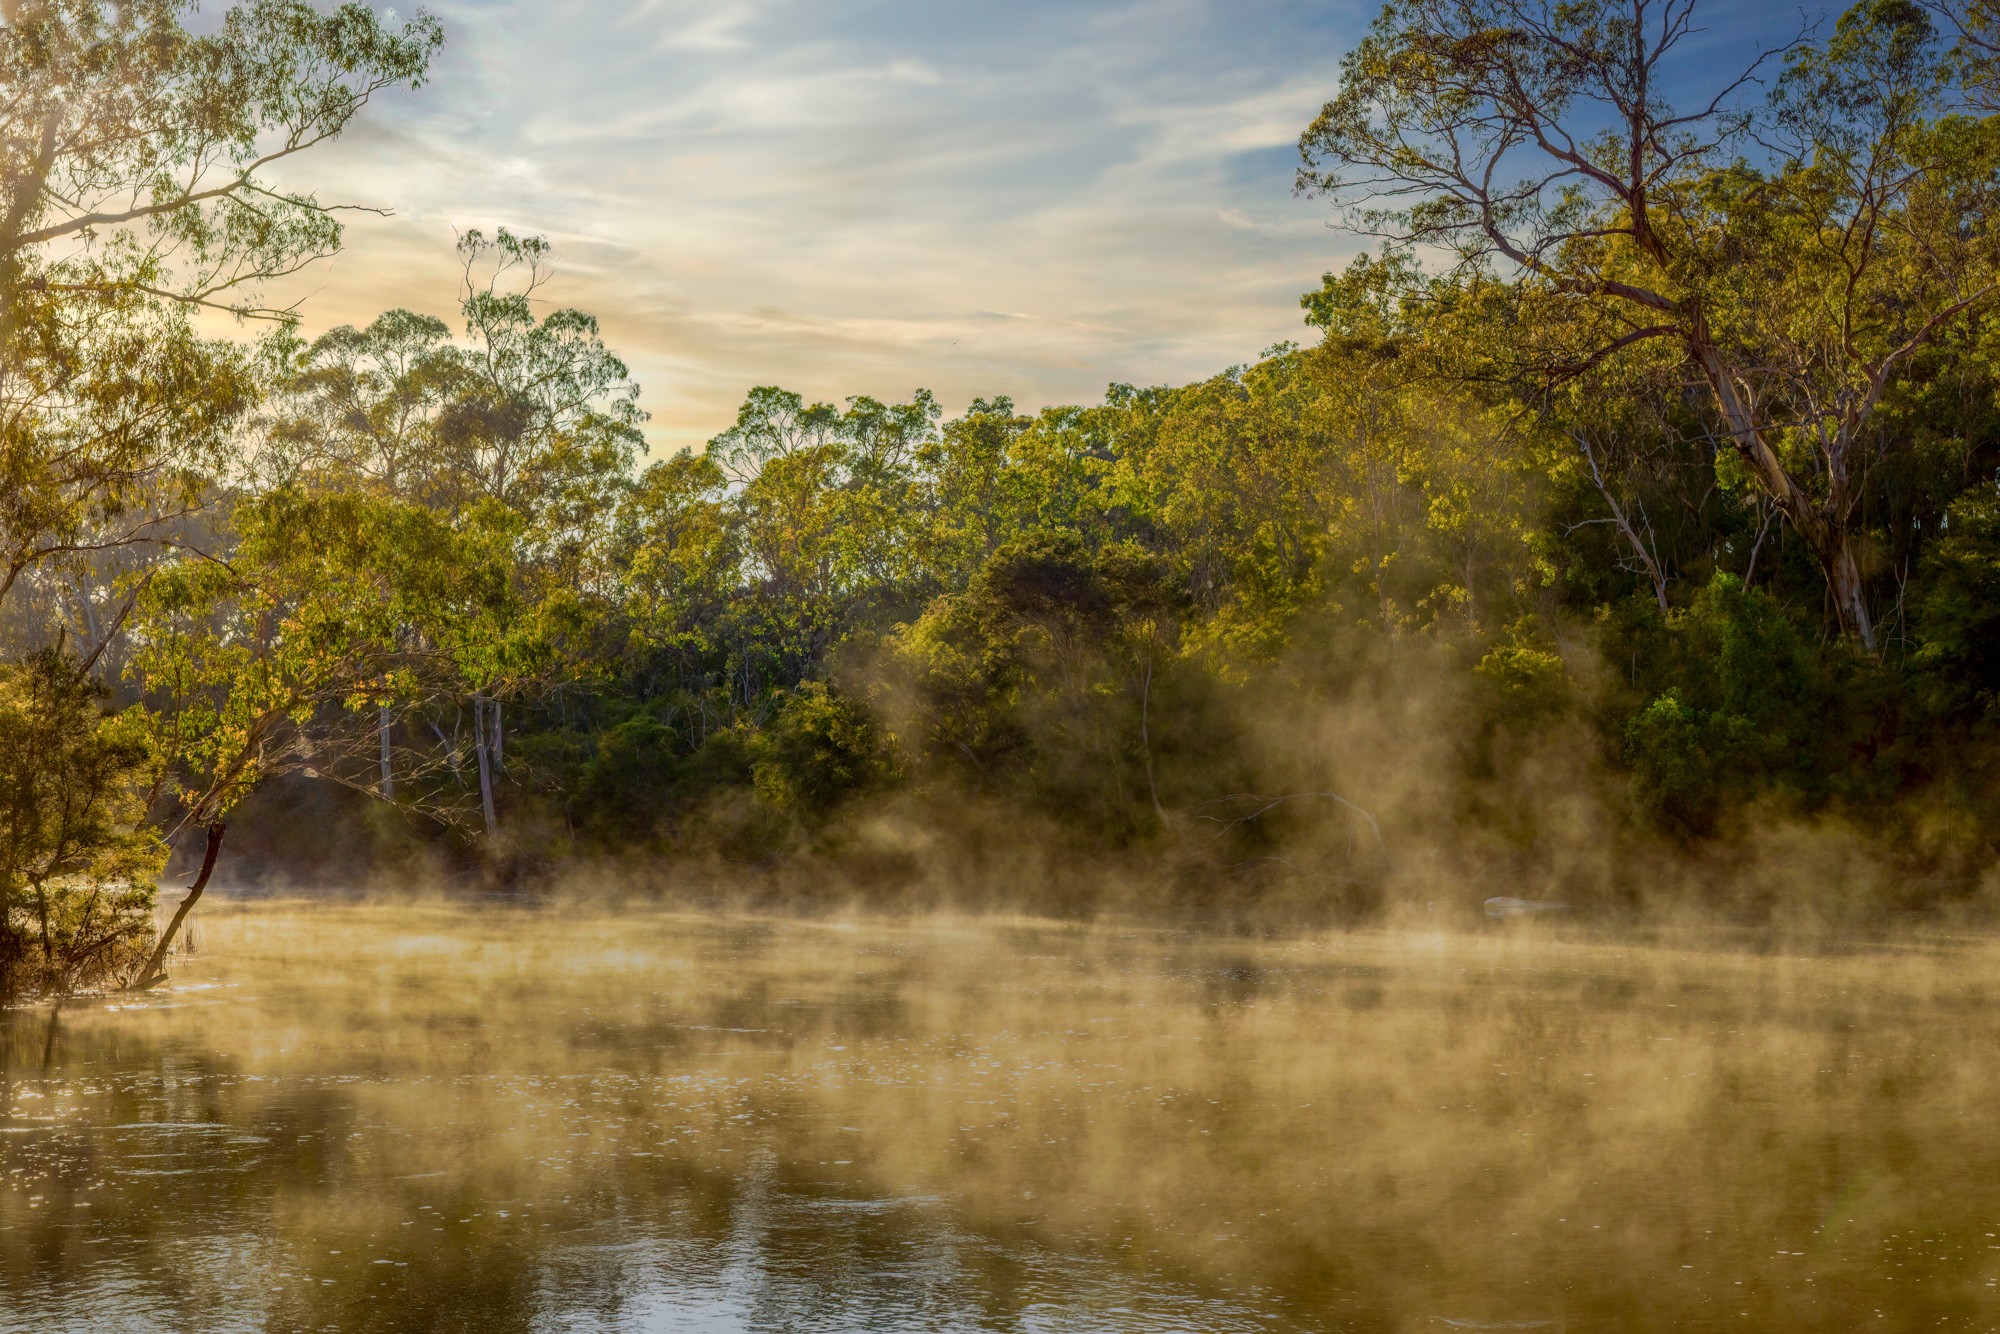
258, 0, 1383, 452
631, 0, 769, 52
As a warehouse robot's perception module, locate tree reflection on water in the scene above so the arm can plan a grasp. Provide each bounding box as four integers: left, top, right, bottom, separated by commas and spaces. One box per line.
5, 904, 2000, 1330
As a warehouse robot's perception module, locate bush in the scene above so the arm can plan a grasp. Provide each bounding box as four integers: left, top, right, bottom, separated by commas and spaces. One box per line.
0, 652, 165, 1001
1624, 690, 1767, 834
752, 684, 895, 826
1915, 489, 2000, 715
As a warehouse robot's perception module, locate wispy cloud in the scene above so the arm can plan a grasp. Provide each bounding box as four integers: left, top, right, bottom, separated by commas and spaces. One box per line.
632, 0, 770, 52
257, 1, 1370, 449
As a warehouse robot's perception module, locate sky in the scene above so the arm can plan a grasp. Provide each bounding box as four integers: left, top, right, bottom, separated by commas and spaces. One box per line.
262, 0, 1825, 456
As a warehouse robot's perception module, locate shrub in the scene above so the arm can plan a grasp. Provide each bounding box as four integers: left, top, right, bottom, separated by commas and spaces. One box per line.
0, 652, 165, 1001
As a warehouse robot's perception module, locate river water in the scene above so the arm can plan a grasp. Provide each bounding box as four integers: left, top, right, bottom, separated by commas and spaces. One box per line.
3, 902, 1999, 1331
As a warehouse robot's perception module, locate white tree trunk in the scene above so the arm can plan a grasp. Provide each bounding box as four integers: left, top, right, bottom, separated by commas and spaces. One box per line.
378, 704, 394, 798
473, 694, 498, 838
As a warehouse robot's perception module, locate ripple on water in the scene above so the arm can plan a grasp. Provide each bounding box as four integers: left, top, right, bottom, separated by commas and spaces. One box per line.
6, 904, 2000, 1331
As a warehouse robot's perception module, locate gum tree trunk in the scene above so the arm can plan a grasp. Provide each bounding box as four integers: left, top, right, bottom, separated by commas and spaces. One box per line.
132, 822, 225, 991
378, 704, 394, 798
1825, 536, 1876, 652
473, 694, 498, 838
1688, 328, 1876, 649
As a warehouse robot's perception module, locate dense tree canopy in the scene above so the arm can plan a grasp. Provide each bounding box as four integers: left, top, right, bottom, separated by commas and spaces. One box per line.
2, 0, 1999, 999
1298, 0, 2000, 647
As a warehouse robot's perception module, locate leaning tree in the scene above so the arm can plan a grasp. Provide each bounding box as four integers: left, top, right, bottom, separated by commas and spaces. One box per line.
0, 0, 440, 986
1300, 0, 2000, 647
0, 0, 442, 654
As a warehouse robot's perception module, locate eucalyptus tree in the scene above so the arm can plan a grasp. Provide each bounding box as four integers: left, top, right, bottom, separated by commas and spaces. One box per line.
892, 531, 1189, 836
1933, 0, 2000, 108
249, 232, 648, 839
127, 489, 494, 980
708, 386, 939, 703
905, 398, 1032, 591
0, 649, 163, 999
252, 308, 463, 796
414, 229, 649, 835
612, 449, 736, 712
0, 0, 441, 983
254, 309, 461, 497
0, 0, 442, 319
0, 0, 442, 655
1298, 0, 2000, 648
435, 229, 646, 532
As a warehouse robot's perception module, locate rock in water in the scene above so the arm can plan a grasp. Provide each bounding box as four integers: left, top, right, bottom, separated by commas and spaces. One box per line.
1484, 896, 1573, 918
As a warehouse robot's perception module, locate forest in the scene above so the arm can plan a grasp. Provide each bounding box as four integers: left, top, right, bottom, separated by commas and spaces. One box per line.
4, 0, 2000, 999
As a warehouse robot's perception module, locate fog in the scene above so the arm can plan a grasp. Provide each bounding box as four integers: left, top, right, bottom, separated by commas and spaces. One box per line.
7, 901, 2000, 1330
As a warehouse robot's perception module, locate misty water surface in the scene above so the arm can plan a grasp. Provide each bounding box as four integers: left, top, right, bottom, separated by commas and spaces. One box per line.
4, 903, 2000, 1331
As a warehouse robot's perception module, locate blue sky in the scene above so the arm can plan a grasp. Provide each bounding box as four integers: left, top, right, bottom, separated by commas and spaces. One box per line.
270, 0, 1833, 453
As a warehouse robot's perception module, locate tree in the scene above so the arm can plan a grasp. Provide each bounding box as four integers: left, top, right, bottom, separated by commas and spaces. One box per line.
1299, 0, 2000, 647
247, 232, 647, 833
0, 648, 163, 999
253, 309, 460, 496
751, 682, 895, 827
907, 397, 1032, 590
708, 385, 938, 700
612, 449, 736, 706
252, 307, 464, 796
0, 0, 442, 651
0, 0, 443, 322
1933, 0, 2000, 109
894, 532, 1188, 836
127, 489, 477, 978
434, 229, 646, 537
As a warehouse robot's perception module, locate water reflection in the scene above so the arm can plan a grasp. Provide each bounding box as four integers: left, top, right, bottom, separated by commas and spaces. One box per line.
5, 905, 2000, 1330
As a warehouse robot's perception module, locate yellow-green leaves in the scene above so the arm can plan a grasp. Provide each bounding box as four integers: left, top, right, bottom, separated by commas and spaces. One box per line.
0, 649, 164, 999
131, 490, 478, 826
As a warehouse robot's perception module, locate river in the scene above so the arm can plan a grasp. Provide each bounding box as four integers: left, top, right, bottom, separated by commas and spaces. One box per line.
3, 902, 1997, 1331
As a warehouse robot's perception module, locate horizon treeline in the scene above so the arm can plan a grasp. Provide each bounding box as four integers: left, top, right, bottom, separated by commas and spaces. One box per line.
5, 0, 2000, 997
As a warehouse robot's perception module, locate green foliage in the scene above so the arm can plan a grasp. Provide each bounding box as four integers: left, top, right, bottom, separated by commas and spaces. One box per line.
130, 489, 492, 826
570, 712, 686, 844
10, 0, 2000, 922
1297, 0, 2000, 649
1914, 487, 2000, 713
0, 0, 443, 644
1658, 577, 1824, 738
0, 0, 447, 961
1620, 575, 1864, 833
1623, 691, 1767, 836
0, 650, 163, 1000
0, 0, 442, 315
752, 684, 895, 827
562, 707, 764, 849
891, 532, 1192, 841
1474, 642, 1569, 708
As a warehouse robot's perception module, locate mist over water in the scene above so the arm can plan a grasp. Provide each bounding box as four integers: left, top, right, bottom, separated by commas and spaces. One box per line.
5, 903, 2000, 1331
